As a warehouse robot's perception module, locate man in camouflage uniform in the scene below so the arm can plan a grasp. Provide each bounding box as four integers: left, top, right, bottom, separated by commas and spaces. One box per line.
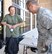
26, 0, 52, 54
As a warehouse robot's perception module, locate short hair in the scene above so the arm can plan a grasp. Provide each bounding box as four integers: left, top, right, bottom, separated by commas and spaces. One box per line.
8, 6, 15, 11
26, 0, 38, 6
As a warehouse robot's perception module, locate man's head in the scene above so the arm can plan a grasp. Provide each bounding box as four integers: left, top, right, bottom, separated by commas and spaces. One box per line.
8, 6, 16, 16
26, 1, 39, 14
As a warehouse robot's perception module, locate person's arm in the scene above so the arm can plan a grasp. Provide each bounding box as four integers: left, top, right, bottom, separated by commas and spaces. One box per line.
1, 22, 12, 29
1, 15, 13, 29
12, 15, 26, 29
12, 21, 26, 29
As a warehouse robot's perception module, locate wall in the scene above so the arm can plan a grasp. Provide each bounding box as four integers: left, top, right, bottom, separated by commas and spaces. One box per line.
3, 0, 12, 16
38, 0, 52, 10
3, 0, 12, 40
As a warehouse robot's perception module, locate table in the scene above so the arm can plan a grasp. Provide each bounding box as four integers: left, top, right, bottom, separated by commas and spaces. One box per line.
20, 38, 38, 54
19, 28, 38, 54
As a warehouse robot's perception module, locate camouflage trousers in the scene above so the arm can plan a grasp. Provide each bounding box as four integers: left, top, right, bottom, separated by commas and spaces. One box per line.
37, 35, 48, 54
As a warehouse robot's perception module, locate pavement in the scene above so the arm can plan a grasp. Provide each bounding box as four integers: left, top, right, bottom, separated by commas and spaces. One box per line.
0, 45, 47, 54
0, 36, 52, 54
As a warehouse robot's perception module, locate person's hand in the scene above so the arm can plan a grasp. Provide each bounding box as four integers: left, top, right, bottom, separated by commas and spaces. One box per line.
7, 24, 13, 29
12, 25, 17, 29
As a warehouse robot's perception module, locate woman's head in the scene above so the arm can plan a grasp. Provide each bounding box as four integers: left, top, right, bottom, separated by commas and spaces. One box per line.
8, 6, 16, 16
